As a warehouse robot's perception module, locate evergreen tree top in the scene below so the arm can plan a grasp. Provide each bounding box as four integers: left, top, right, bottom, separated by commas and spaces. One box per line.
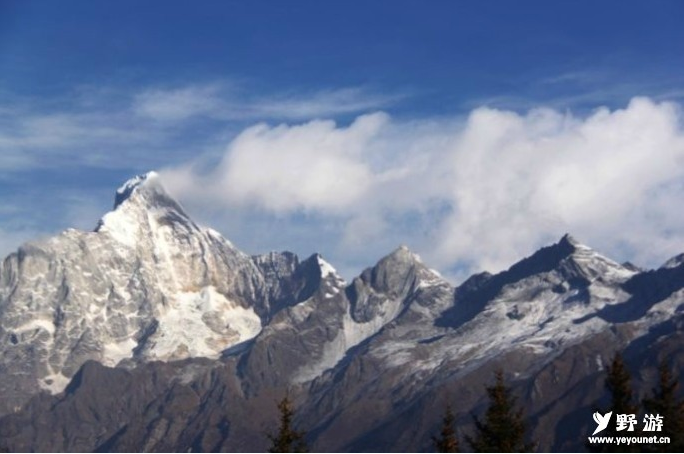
433, 403, 460, 453
267, 395, 309, 453
643, 360, 684, 452
466, 369, 535, 453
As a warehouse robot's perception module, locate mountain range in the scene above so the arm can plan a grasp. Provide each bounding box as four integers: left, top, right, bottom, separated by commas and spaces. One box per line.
1, 172, 683, 452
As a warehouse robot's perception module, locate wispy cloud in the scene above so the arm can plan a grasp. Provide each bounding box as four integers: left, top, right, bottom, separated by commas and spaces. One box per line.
0, 82, 402, 172
538, 69, 606, 86
133, 84, 225, 122
132, 83, 403, 123
465, 65, 684, 113
246, 87, 402, 119
0, 104, 163, 171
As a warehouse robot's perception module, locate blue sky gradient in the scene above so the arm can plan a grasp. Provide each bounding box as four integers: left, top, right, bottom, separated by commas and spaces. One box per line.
1, 1, 684, 279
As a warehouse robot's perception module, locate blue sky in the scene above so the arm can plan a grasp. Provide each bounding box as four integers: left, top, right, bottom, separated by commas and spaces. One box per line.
1, 1, 684, 280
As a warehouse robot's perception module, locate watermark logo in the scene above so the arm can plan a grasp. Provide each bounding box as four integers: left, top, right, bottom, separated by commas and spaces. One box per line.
643, 414, 663, 432
588, 413, 669, 447
592, 411, 612, 435
616, 413, 637, 431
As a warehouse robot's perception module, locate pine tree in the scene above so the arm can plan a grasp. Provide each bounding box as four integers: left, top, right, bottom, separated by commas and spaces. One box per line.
267, 395, 309, 453
465, 369, 535, 452
606, 353, 639, 421
433, 403, 460, 452
589, 352, 641, 453
643, 360, 684, 452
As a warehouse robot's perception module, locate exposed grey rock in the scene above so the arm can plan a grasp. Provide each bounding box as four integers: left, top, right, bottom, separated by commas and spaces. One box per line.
2, 174, 684, 452
0, 173, 301, 413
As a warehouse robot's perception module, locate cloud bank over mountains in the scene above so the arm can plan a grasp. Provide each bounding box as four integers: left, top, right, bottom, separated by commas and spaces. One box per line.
161, 97, 684, 279
1, 80, 683, 280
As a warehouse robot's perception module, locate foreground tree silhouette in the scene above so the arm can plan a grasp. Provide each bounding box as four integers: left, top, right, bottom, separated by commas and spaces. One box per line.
466, 369, 535, 452
267, 395, 309, 453
606, 353, 639, 423
433, 403, 460, 452
588, 352, 641, 453
643, 360, 684, 452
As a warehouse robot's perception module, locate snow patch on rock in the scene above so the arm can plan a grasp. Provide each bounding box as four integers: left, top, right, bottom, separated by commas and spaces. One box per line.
146, 286, 262, 361
294, 295, 404, 382
317, 255, 341, 280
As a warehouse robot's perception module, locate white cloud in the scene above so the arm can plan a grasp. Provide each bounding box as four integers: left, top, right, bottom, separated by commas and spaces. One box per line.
433, 98, 684, 271
220, 113, 388, 213
3, 83, 683, 281
162, 97, 684, 280
0, 82, 405, 263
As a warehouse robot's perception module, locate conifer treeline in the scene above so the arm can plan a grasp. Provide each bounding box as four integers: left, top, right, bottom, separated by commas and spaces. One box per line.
433, 369, 535, 453
644, 361, 684, 450
434, 355, 684, 453
264, 353, 683, 452
587, 353, 684, 453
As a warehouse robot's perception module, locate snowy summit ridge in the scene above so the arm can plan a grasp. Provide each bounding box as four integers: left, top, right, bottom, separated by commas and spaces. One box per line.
113, 171, 161, 209
2, 170, 684, 441
96, 171, 193, 247
0, 172, 272, 400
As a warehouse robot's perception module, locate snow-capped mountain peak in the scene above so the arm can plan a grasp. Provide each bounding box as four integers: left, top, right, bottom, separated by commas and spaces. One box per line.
498, 234, 635, 285
389, 244, 419, 260
558, 235, 636, 282
110, 171, 188, 217
558, 232, 580, 247
660, 252, 684, 270
316, 254, 343, 281
0, 172, 272, 401
114, 171, 161, 208
96, 171, 195, 247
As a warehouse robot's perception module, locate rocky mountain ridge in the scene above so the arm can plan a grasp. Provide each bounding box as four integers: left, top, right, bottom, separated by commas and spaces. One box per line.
1, 173, 683, 452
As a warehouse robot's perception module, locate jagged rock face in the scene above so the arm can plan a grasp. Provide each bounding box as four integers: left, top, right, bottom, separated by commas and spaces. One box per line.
340, 233, 641, 396
0, 173, 320, 412
239, 248, 451, 389
2, 174, 684, 452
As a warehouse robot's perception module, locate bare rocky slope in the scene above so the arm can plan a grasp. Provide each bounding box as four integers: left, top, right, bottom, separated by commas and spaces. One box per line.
1, 173, 683, 452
